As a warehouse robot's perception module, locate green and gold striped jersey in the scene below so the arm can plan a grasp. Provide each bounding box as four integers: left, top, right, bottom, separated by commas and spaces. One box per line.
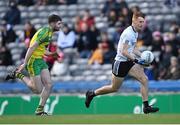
29, 27, 53, 58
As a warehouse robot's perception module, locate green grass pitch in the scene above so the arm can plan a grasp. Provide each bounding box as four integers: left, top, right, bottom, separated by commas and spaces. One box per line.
0, 114, 180, 124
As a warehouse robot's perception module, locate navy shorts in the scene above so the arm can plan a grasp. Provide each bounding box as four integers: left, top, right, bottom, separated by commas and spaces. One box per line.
112, 60, 135, 77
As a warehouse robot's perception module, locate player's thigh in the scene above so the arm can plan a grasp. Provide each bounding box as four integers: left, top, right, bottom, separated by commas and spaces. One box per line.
30, 75, 43, 91
111, 73, 124, 89
128, 64, 148, 83
40, 69, 52, 85
38, 58, 52, 85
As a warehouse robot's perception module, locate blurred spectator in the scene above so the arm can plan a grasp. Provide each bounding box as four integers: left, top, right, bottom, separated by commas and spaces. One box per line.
21, 21, 36, 44
57, 24, 76, 49
159, 56, 180, 80
101, 0, 121, 16
178, 47, 180, 62
24, 21, 36, 39
88, 41, 116, 65
151, 31, 164, 52
74, 15, 82, 33
112, 24, 123, 47
138, 20, 153, 46
169, 21, 179, 34
48, 0, 64, 5
36, 0, 47, 6
88, 23, 100, 50
156, 42, 174, 80
20, 39, 29, 62
163, 32, 179, 56
17, 0, 34, 6
88, 43, 104, 65
117, 0, 129, 11
66, 0, 77, 5
3, 0, 21, 25
80, 9, 95, 30
0, 46, 13, 66
118, 7, 132, 29
112, 25, 120, 43
103, 42, 116, 64
159, 43, 173, 69
151, 31, 164, 65
74, 10, 95, 32
151, 60, 160, 80
48, 0, 77, 5
100, 32, 116, 64
107, 9, 118, 27
177, 27, 180, 40
166, 56, 180, 79
1, 22, 17, 47
76, 23, 98, 58
100, 32, 115, 51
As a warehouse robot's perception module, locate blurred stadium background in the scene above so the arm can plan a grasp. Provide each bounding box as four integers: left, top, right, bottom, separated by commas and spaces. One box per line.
0, 0, 180, 123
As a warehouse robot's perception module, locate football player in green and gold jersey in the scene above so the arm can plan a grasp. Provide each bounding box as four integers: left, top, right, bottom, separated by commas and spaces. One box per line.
6, 14, 62, 116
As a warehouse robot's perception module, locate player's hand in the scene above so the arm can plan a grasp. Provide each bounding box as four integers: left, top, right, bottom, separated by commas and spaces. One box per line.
17, 63, 26, 72
52, 52, 58, 57
52, 48, 61, 57
134, 59, 150, 67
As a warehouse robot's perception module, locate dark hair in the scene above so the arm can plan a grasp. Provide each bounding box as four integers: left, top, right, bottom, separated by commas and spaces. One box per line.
25, 20, 32, 25
48, 14, 62, 24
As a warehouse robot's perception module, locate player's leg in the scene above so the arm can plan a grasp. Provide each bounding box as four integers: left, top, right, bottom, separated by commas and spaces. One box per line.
128, 64, 159, 114
35, 68, 52, 115
6, 68, 46, 115
39, 68, 52, 107
29, 76, 43, 94
85, 60, 135, 108
129, 64, 148, 101
95, 74, 124, 95
5, 68, 43, 93
85, 60, 128, 108
85, 73, 124, 108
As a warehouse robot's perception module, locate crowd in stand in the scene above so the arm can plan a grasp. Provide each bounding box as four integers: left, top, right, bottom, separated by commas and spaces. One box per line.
0, 0, 179, 80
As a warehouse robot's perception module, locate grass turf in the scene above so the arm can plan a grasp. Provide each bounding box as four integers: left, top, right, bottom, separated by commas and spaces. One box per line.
0, 114, 180, 124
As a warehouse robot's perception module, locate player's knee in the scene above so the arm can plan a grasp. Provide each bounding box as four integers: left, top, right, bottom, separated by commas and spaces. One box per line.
29, 82, 41, 94
139, 76, 148, 85
45, 83, 52, 90
33, 89, 42, 94
111, 85, 119, 92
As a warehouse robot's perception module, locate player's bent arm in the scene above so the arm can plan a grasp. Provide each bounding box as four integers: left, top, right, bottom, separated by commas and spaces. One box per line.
24, 42, 39, 64
121, 41, 135, 61
133, 46, 141, 57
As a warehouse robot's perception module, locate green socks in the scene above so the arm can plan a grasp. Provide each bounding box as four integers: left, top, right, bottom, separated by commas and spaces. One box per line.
15, 72, 25, 80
